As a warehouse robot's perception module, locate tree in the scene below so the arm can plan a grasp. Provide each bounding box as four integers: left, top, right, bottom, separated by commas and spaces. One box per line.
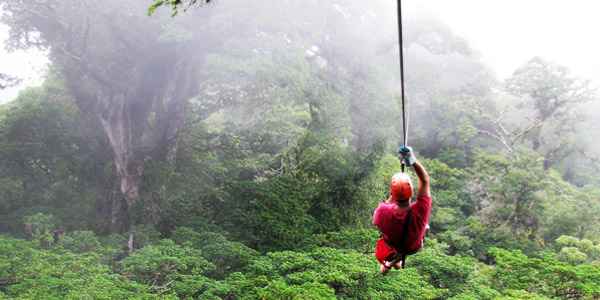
505, 57, 596, 169
467, 152, 545, 243
1, 0, 208, 235
149, 0, 212, 16
0, 79, 98, 234
0, 73, 20, 90
400, 16, 497, 164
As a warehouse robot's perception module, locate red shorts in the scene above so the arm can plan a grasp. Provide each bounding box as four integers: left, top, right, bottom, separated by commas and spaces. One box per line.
375, 237, 424, 264
374, 238, 397, 264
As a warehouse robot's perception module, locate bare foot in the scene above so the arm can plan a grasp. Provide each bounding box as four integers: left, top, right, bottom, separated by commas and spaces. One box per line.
392, 260, 403, 269
379, 263, 390, 274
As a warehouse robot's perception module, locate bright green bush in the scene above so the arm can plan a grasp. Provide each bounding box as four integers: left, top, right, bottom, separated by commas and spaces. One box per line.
432, 207, 460, 231
436, 230, 473, 255
256, 280, 336, 299
23, 213, 57, 243
497, 289, 551, 300
2, 231, 600, 299
556, 235, 580, 248
171, 227, 259, 279
227, 175, 318, 250
554, 235, 600, 262
1, 6, 600, 299
577, 239, 595, 253
302, 228, 379, 253
120, 239, 215, 285
0, 236, 155, 299
409, 240, 476, 293
448, 265, 502, 300
558, 247, 588, 264
489, 247, 600, 298
590, 245, 600, 260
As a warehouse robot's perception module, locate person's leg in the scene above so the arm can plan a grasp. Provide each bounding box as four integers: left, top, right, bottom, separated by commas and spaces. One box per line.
380, 259, 403, 274
380, 263, 390, 274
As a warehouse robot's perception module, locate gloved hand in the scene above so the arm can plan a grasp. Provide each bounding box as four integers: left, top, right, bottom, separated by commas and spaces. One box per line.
398, 145, 416, 166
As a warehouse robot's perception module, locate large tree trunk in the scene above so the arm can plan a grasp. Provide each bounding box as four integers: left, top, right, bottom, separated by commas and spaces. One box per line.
97, 95, 145, 253
1, 0, 206, 242
98, 94, 144, 206
93, 150, 131, 234
92, 58, 198, 235
95, 185, 130, 234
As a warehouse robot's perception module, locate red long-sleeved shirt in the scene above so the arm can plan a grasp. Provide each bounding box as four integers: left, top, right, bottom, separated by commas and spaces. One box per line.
372, 194, 431, 253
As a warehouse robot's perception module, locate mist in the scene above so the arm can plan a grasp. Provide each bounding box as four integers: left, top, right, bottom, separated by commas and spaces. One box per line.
0, 0, 599, 298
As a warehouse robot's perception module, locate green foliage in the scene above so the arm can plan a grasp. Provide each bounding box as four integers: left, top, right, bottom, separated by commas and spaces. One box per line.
2, 2, 600, 299
555, 235, 580, 248
0, 236, 155, 299
296, 135, 381, 231
0, 79, 97, 234
541, 183, 600, 242
410, 159, 470, 233
242, 246, 443, 300
558, 247, 588, 264
0, 177, 23, 215
227, 175, 318, 251
23, 213, 56, 238
447, 264, 503, 300
148, 0, 211, 16
256, 280, 336, 299
410, 241, 475, 292
302, 228, 379, 254
436, 230, 473, 256
120, 239, 214, 285
171, 227, 259, 279
489, 247, 600, 298
466, 151, 548, 248
2, 227, 600, 299
60, 230, 101, 253
357, 154, 402, 206
504, 57, 597, 176
131, 225, 163, 250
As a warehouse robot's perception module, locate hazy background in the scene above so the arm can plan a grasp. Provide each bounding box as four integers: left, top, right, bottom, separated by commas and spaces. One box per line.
1, 1, 600, 298
0, 23, 48, 103
2, 0, 600, 103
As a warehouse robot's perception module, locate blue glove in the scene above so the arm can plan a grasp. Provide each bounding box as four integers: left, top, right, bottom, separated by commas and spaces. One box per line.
398, 145, 416, 166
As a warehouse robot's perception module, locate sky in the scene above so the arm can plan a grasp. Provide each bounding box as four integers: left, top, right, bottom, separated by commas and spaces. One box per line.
0, 23, 48, 104
1, 0, 599, 103
407, 0, 600, 84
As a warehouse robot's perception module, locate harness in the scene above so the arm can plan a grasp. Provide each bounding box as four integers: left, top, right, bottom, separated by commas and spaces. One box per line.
377, 0, 423, 271
382, 206, 418, 269
386, 0, 421, 271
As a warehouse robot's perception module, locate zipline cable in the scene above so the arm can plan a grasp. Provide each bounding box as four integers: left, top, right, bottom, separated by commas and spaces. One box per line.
397, 0, 408, 172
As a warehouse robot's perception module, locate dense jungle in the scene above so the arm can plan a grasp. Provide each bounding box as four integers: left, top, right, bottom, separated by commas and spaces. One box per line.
0, 0, 599, 299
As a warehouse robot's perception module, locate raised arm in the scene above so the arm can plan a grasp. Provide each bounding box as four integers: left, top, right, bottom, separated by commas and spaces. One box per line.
412, 160, 430, 198
399, 146, 430, 198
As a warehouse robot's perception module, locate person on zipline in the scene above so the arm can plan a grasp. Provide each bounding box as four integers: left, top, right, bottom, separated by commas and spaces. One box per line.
373, 146, 431, 274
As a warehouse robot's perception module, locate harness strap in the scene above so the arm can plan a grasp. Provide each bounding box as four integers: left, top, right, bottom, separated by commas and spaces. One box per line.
385, 206, 412, 269
399, 206, 412, 268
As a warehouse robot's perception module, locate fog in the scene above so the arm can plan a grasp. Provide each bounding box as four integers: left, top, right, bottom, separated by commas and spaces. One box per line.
1, 2, 600, 297
4, 0, 600, 96
0, 0, 597, 217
